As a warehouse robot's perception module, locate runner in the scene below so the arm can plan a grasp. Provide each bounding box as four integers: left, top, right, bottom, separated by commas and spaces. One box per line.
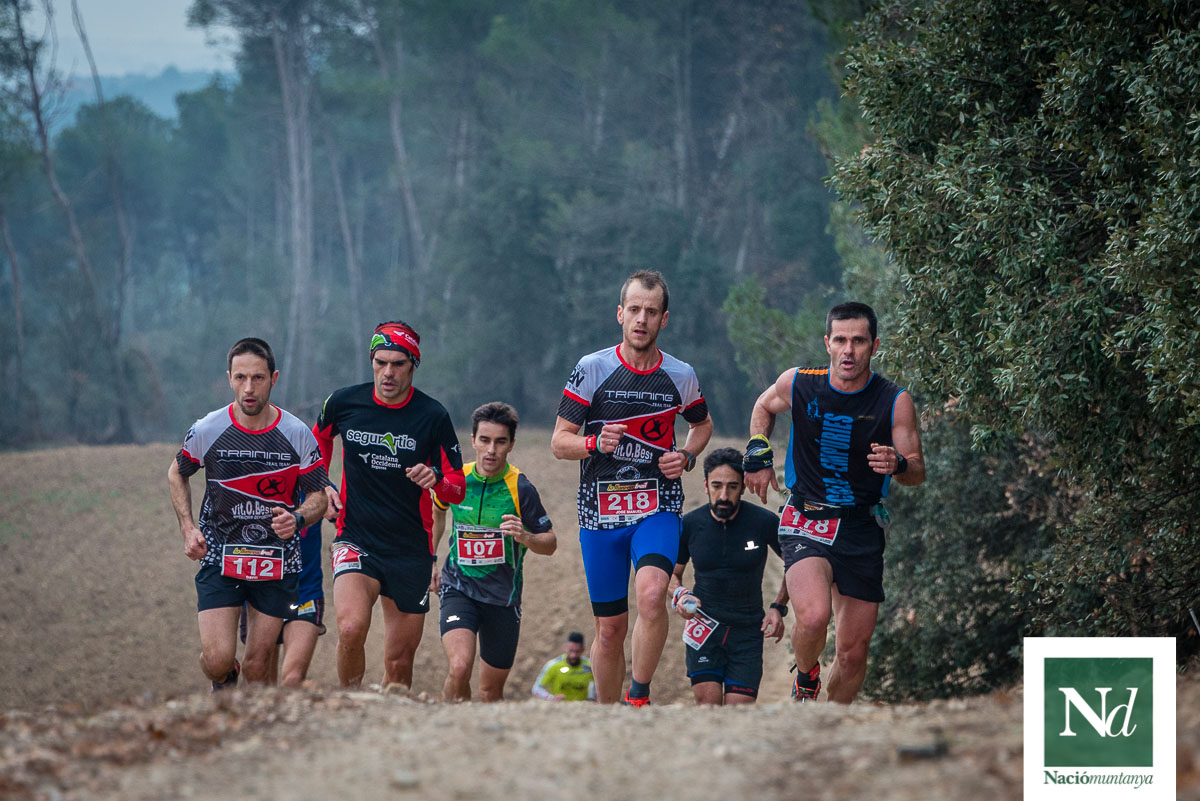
433, 402, 556, 702
532, 632, 596, 701
238, 507, 326, 686
669, 448, 787, 705
167, 337, 329, 690
314, 321, 466, 689
551, 269, 713, 705
745, 301, 925, 703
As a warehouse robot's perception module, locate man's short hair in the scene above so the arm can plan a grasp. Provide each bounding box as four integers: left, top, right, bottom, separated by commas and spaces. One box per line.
567, 631, 584, 645
472, 401, 520, 439
621, 269, 670, 312
827, 301, 878, 340
227, 337, 275, 374
703, 447, 744, 479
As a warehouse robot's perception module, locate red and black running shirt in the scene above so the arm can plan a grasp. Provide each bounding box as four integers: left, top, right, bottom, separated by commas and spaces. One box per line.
314, 383, 465, 560
176, 405, 329, 574
557, 344, 708, 529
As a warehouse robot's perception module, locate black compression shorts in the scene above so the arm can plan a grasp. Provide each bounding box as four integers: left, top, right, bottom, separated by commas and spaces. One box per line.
437, 586, 521, 670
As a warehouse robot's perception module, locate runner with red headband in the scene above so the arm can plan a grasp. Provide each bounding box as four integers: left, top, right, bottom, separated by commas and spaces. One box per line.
314, 320, 466, 689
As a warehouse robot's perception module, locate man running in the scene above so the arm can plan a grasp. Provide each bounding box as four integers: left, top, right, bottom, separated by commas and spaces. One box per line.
167, 337, 329, 690
433, 402, 556, 702
669, 448, 787, 705
314, 321, 466, 689
238, 508, 326, 686
532, 632, 596, 701
745, 302, 925, 703
552, 269, 713, 705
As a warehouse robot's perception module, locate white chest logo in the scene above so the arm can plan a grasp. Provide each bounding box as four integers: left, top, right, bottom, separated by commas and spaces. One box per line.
744, 540, 759, 551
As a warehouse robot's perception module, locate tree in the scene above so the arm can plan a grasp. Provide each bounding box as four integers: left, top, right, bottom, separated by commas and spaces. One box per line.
835, 0, 1200, 651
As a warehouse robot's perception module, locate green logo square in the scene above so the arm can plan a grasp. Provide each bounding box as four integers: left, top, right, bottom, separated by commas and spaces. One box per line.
1044, 657, 1153, 767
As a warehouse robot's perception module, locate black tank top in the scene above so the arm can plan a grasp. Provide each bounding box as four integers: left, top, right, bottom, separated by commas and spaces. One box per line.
785, 368, 905, 506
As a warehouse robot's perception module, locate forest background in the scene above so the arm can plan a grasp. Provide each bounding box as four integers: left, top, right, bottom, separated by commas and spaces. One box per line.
2, 0, 1197, 699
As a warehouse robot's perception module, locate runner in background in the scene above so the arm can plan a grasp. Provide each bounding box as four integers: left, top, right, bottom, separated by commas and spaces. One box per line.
532, 632, 596, 701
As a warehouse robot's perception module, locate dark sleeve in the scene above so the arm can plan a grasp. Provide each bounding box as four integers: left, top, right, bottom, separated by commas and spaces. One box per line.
432, 410, 466, 504
297, 428, 331, 495
557, 359, 590, 425
761, 509, 782, 557
313, 392, 339, 474
176, 424, 201, 478
681, 396, 709, 425
556, 393, 588, 426
676, 521, 692, 566
516, 475, 553, 533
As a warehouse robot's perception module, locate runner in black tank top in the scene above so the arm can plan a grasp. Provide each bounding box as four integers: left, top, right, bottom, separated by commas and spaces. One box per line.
744, 302, 926, 704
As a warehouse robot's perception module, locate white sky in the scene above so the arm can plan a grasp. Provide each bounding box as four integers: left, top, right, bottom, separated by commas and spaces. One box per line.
34, 0, 234, 76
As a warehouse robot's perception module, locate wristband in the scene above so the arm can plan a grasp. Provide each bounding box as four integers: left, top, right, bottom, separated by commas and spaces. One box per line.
894, 453, 908, 475
585, 434, 601, 457
743, 433, 774, 472
770, 602, 788, 617
292, 511, 305, 531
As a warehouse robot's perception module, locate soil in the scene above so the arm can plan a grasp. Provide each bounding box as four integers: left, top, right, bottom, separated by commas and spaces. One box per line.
1, 437, 1197, 801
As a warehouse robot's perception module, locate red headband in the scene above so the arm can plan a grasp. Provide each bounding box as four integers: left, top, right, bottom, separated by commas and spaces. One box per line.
370, 323, 421, 366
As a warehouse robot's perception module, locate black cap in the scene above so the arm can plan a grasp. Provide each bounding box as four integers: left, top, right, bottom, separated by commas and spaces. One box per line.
567, 631, 584, 645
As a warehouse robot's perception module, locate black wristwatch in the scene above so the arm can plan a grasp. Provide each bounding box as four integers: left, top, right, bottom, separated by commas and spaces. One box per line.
894, 453, 909, 475
429, 464, 444, 485
770, 602, 788, 617
682, 449, 696, 472
292, 511, 305, 531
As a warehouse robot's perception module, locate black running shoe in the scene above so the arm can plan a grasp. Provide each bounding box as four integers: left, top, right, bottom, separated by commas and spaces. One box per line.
211, 659, 241, 693
790, 662, 821, 702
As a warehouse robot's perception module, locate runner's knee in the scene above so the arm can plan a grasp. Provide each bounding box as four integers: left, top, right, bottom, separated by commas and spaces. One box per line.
595, 616, 627, 647
337, 614, 370, 647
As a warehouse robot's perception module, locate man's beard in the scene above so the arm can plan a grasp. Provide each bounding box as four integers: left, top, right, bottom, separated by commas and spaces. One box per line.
566, 655, 580, 666
712, 501, 736, 520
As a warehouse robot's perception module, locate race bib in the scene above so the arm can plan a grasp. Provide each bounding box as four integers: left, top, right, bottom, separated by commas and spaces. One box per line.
683, 610, 720, 650
596, 479, 660, 524
221, 544, 283, 581
779, 503, 840, 545
331, 542, 365, 575
455, 525, 507, 566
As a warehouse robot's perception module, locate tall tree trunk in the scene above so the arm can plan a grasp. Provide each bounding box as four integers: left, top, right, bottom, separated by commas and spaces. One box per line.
315, 92, 367, 382
72, 0, 136, 442
359, 1, 432, 316
270, 8, 315, 407
14, 0, 132, 441
0, 206, 41, 440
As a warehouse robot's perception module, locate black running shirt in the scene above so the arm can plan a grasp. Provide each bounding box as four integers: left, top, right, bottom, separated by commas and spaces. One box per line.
176, 405, 329, 574
678, 503, 781, 626
785, 368, 905, 506
314, 383, 465, 560
557, 344, 708, 529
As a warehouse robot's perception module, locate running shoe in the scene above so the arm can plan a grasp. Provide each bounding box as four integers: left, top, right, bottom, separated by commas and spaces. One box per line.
211, 659, 241, 693
790, 662, 821, 702
621, 688, 651, 707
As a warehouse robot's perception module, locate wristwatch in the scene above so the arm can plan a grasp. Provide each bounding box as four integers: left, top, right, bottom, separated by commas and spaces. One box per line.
770, 602, 789, 617
682, 449, 696, 472
292, 511, 305, 531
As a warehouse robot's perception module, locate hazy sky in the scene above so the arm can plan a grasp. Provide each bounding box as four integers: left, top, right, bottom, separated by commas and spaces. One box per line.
36, 0, 234, 76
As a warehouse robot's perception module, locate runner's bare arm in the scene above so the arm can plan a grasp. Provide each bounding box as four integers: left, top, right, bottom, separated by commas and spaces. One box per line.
167, 459, 206, 560
659, 414, 713, 479
430, 504, 448, 593
502, 514, 556, 555
745, 369, 795, 502
269, 492, 328, 538
761, 576, 788, 642
867, 392, 925, 486
668, 562, 698, 620
550, 416, 626, 460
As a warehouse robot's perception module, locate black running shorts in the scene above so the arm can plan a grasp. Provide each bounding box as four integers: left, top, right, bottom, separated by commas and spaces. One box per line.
331, 540, 432, 614
196, 563, 298, 618
437, 585, 522, 670
685, 621, 764, 695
